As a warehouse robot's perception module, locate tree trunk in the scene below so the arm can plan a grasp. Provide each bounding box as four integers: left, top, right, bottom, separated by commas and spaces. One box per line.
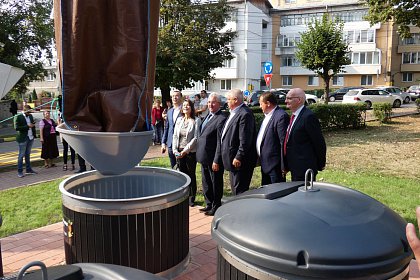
161, 85, 171, 108
323, 75, 330, 105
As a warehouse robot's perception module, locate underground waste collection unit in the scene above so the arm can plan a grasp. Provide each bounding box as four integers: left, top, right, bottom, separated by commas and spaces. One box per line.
211, 178, 413, 280
59, 167, 191, 278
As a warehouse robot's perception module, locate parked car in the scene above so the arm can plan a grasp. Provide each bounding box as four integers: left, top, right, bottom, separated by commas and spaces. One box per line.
407, 85, 420, 101
325, 87, 364, 102
342, 88, 403, 109
188, 92, 228, 110
247, 89, 288, 107
376, 86, 411, 104
248, 89, 317, 107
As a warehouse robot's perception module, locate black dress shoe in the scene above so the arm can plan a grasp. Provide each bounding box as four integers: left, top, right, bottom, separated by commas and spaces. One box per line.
205, 207, 218, 216
199, 205, 212, 212
74, 169, 86, 174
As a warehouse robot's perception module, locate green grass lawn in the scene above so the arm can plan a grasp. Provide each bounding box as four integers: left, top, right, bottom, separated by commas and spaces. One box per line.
0, 159, 419, 238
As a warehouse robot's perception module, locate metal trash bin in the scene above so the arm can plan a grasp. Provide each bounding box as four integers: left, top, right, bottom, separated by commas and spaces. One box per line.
60, 166, 191, 278
212, 181, 412, 279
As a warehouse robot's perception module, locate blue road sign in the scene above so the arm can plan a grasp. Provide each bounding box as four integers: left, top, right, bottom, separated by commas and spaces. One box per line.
244, 90, 250, 97
264, 61, 273, 74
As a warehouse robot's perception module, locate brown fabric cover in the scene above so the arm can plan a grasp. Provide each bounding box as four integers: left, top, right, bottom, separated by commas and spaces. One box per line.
54, 0, 159, 132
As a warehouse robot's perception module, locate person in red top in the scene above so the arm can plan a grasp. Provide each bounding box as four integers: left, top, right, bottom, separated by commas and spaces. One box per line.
152, 99, 164, 145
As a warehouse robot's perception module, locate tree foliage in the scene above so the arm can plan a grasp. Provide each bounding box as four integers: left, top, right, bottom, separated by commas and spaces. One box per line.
364, 0, 420, 38
295, 14, 350, 104
156, 0, 236, 104
0, 0, 54, 100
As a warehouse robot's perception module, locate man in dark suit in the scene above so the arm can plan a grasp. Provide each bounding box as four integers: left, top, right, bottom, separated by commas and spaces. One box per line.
162, 90, 183, 168
14, 105, 37, 178
220, 89, 257, 195
257, 92, 289, 185
196, 93, 227, 216
284, 88, 326, 181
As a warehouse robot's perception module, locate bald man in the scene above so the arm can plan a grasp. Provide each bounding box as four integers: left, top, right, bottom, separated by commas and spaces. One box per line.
284, 88, 326, 181
220, 89, 257, 195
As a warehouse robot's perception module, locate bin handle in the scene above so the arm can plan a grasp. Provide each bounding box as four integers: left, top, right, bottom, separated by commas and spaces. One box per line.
17, 261, 48, 280
300, 169, 319, 192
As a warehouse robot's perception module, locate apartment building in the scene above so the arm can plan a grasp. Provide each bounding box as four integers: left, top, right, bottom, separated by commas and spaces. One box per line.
207, 0, 273, 95
269, 0, 420, 90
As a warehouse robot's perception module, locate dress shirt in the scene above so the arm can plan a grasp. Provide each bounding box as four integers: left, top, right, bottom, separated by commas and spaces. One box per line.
173, 105, 182, 122
256, 107, 275, 156
24, 115, 34, 140
221, 104, 243, 141
288, 104, 304, 133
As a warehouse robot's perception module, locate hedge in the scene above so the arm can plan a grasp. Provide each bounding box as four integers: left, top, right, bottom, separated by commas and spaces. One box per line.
373, 103, 392, 123
253, 103, 366, 131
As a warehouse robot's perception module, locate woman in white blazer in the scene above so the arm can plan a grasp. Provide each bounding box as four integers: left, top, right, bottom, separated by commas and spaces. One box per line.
173, 99, 202, 206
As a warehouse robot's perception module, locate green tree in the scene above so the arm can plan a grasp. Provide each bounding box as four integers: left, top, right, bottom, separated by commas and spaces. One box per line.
156, 0, 236, 105
0, 0, 54, 98
364, 0, 420, 38
31, 89, 38, 101
296, 14, 350, 104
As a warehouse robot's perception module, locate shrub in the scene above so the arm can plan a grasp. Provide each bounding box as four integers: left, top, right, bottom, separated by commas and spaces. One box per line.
308, 103, 366, 130
373, 103, 392, 123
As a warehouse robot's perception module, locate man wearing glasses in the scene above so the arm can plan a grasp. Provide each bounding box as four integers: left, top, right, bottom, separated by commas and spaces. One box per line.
220, 89, 257, 195
283, 88, 326, 181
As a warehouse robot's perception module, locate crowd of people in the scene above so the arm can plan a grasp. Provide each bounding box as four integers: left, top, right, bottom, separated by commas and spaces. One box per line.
160, 87, 327, 216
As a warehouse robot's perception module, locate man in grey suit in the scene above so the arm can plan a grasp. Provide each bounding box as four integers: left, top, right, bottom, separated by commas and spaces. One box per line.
161, 90, 183, 168
220, 89, 257, 195
257, 92, 289, 185
196, 93, 227, 215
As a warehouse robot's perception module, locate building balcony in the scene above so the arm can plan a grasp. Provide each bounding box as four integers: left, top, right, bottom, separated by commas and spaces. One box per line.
343, 64, 381, 75
397, 45, 420, 53
275, 46, 296, 56
211, 67, 238, 79
401, 64, 420, 72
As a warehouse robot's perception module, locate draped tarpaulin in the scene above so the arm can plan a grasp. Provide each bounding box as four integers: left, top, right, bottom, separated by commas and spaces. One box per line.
54, 0, 159, 132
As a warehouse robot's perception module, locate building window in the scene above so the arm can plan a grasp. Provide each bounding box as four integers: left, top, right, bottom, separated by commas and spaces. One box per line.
282, 76, 293, 86
222, 59, 232, 68
281, 56, 300, 67
361, 75, 373, 86
333, 75, 344, 86
285, 0, 296, 3
401, 33, 420, 45
221, 79, 232, 90
402, 52, 420, 64
402, 72, 413, 82
262, 22, 268, 29
262, 43, 267, 49
308, 76, 319, 86
46, 71, 55, 81
351, 51, 380, 64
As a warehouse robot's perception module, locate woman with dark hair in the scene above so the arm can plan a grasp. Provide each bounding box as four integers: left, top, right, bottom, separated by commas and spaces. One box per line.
172, 99, 201, 206
39, 111, 59, 168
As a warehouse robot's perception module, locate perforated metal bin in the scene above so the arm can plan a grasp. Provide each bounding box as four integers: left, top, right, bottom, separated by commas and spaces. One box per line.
59, 167, 191, 278
212, 180, 413, 280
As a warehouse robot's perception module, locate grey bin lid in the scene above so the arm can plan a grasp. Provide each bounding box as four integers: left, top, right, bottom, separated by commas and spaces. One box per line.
212, 182, 412, 279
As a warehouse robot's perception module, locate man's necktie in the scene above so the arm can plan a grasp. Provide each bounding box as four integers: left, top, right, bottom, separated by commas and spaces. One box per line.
283, 114, 295, 156
201, 114, 213, 132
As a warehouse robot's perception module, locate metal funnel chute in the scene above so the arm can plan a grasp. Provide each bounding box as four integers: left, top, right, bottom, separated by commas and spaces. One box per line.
57, 125, 153, 175
0, 62, 24, 100
54, 0, 159, 175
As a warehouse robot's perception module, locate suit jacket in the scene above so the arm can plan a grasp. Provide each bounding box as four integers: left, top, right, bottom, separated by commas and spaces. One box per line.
172, 117, 201, 154
196, 110, 227, 166
162, 106, 182, 149
259, 107, 290, 174
285, 106, 326, 175
14, 113, 36, 143
220, 104, 257, 171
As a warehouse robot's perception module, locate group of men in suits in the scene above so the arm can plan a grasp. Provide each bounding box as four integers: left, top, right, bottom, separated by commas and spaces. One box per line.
161, 87, 326, 215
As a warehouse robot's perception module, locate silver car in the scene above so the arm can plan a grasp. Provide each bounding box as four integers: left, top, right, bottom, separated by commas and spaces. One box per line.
342, 88, 403, 109
376, 86, 411, 104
